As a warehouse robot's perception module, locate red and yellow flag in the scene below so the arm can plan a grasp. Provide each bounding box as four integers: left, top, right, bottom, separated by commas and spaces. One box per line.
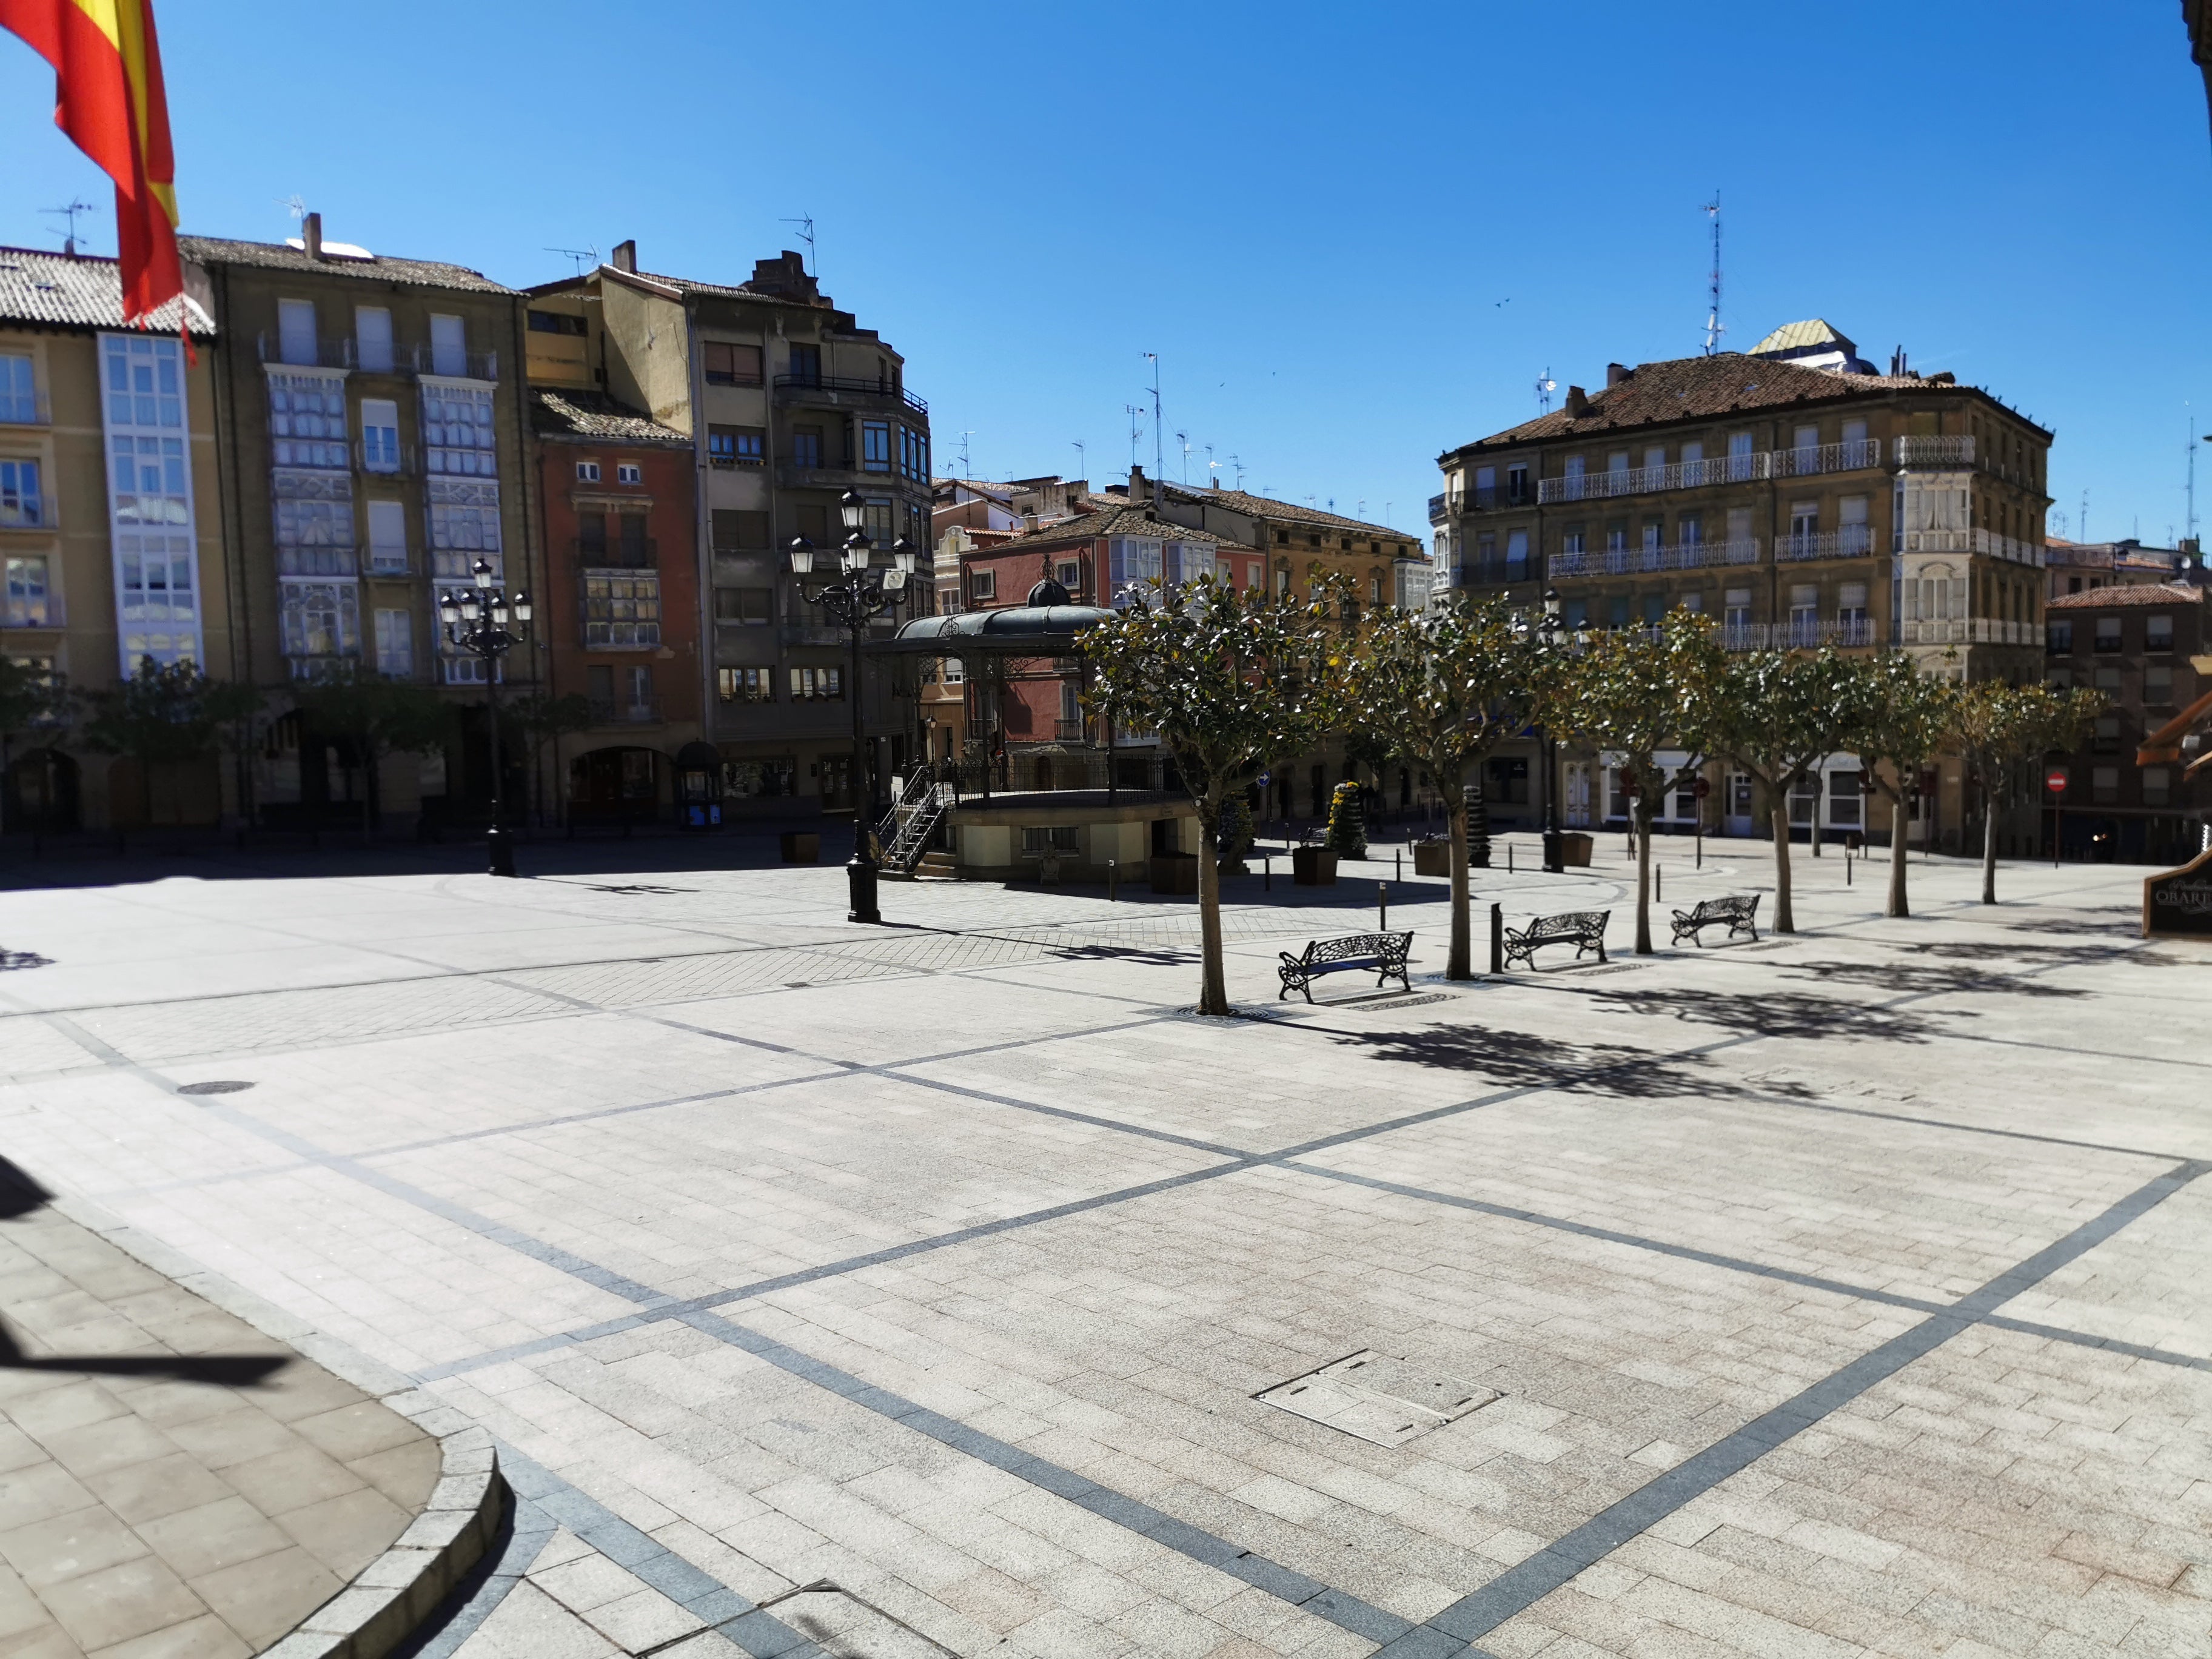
1, 0, 182, 324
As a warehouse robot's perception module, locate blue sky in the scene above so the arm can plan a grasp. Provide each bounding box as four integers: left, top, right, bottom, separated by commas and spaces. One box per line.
5, 2, 2208, 545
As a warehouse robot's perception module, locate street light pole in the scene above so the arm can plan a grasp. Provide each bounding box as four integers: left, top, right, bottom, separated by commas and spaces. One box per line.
1539, 586, 1564, 874
439, 559, 532, 878
791, 489, 914, 924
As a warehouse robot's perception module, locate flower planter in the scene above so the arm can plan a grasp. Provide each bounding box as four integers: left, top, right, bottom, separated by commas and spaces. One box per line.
1559, 832, 1594, 868
779, 831, 820, 864
1413, 841, 1450, 877
1292, 845, 1339, 886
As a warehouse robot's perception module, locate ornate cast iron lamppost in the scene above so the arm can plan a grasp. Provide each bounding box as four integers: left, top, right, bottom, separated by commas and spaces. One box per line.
789, 489, 916, 923
438, 560, 531, 879
1538, 586, 1565, 874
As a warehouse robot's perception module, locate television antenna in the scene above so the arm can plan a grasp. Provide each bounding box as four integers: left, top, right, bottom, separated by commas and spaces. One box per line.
1228, 454, 1245, 490
1703, 192, 1724, 355
958, 432, 974, 479
544, 245, 598, 277
2080, 489, 2090, 545
1124, 404, 1144, 469
1205, 443, 1216, 487
1071, 440, 1085, 483
2188, 416, 2200, 545
1535, 367, 1556, 414
1144, 354, 1163, 497
779, 215, 817, 276
42, 197, 96, 256
1176, 430, 1191, 484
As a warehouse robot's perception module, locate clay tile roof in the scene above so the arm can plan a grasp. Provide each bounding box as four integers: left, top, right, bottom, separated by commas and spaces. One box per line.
983, 503, 1218, 548
178, 235, 515, 293
1159, 483, 1415, 543
1444, 350, 2034, 455
2045, 583, 2205, 610
529, 388, 688, 446
0, 246, 214, 334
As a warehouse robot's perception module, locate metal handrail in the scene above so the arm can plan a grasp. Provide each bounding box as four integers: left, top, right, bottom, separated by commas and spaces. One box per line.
1894, 435, 1974, 466
1775, 526, 1874, 562
1549, 538, 1761, 578
1536, 440, 1881, 504
772, 374, 928, 416
0, 392, 52, 426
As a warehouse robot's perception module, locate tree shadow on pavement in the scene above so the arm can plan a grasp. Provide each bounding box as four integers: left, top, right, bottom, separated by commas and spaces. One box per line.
1585, 985, 1962, 1042
1324, 1025, 1823, 1101
1778, 959, 2090, 998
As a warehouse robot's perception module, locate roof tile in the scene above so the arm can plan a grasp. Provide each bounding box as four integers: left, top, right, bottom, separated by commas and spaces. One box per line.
0, 246, 213, 334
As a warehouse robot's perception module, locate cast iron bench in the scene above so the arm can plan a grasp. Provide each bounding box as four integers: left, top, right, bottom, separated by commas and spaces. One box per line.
1278, 931, 1414, 1002
1501, 910, 1610, 970
1670, 893, 1760, 947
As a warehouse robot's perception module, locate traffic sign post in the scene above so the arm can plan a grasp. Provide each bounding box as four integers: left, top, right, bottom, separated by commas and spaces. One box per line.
2046, 768, 2068, 868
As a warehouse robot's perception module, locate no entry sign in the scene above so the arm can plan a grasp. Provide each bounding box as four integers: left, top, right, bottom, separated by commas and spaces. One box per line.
2046, 768, 2070, 794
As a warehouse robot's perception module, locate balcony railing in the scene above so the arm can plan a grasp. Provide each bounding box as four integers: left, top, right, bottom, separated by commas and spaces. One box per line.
1549, 538, 1761, 578
1899, 618, 2036, 646
1717, 618, 1876, 651
1897, 527, 2045, 567
1055, 718, 1087, 742
1775, 525, 1874, 562
575, 538, 657, 567
0, 392, 51, 426
0, 501, 47, 530
1446, 557, 1537, 588
258, 332, 355, 369
354, 438, 412, 475
589, 695, 663, 725
1428, 493, 1449, 523
1535, 440, 1880, 505
782, 624, 846, 647
771, 374, 928, 417
2, 596, 62, 628
1895, 435, 1974, 467
413, 344, 498, 381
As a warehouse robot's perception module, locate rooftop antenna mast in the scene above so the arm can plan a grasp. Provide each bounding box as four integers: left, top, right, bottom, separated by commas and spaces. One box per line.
1534, 367, 1555, 414
779, 215, 817, 277
2080, 488, 2090, 545
43, 196, 96, 256
1144, 354, 1162, 500
1703, 192, 1724, 355
1229, 454, 1245, 490
1071, 440, 1085, 483
1176, 430, 1191, 484
1205, 443, 1216, 488
544, 245, 598, 277
2188, 417, 2199, 546
958, 432, 974, 479
1124, 404, 1144, 470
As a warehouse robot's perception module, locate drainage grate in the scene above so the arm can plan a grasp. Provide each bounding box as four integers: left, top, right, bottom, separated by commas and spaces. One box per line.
176, 1081, 255, 1096
1359, 993, 1452, 1011
1255, 1349, 1500, 1448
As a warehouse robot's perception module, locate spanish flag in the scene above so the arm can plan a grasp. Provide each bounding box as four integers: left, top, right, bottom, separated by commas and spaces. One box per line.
1, 0, 181, 324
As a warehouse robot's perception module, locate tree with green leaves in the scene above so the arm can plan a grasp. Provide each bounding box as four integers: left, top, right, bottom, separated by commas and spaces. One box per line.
1543, 611, 1730, 954
1341, 596, 1538, 977
1083, 572, 1338, 1015
1952, 679, 2103, 905
78, 657, 262, 828
0, 657, 69, 838
1711, 648, 1869, 933
500, 691, 594, 826
293, 665, 452, 840
1842, 654, 1961, 918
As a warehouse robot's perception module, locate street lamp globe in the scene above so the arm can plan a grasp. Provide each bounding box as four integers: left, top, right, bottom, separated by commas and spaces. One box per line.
511, 591, 532, 623
459, 591, 481, 623
438, 591, 460, 626
788, 535, 816, 576
837, 489, 866, 534
1543, 586, 1561, 618
472, 558, 495, 591
843, 531, 871, 572
891, 537, 918, 574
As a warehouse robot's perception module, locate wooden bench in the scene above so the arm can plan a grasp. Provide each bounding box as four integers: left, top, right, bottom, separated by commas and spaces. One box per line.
1501, 910, 1610, 970
1278, 931, 1414, 1002
1670, 893, 1760, 947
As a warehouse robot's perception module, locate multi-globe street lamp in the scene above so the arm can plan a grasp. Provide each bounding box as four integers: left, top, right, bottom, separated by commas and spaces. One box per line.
1538, 586, 1566, 874
438, 560, 531, 879
789, 489, 916, 924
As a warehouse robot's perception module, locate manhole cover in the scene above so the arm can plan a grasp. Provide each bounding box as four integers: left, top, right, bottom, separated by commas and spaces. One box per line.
1255, 1349, 1500, 1447
176, 1081, 255, 1096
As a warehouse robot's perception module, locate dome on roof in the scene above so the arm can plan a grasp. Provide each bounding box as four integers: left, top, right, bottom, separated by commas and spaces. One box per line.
1027, 577, 1071, 606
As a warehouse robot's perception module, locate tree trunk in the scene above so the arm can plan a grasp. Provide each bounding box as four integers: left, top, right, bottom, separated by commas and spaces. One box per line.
1980, 771, 1999, 905
1634, 800, 1654, 954
1771, 801, 1795, 933
1446, 791, 1472, 979
1196, 803, 1230, 1015
1888, 794, 1910, 917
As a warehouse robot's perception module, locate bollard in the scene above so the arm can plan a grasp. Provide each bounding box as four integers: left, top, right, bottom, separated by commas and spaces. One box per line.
1395, 848, 1402, 882
1108, 858, 1118, 902
1379, 881, 1388, 931
1845, 846, 1852, 886
1657, 863, 1662, 903
1264, 853, 1272, 891
1508, 843, 1515, 874
1489, 902, 1504, 974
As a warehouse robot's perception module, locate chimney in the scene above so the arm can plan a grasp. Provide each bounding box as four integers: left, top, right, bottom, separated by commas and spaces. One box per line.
1605, 363, 1628, 388
301, 212, 324, 261
611, 239, 637, 273
1022, 512, 1041, 533
1129, 464, 1150, 503
1564, 385, 1589, 417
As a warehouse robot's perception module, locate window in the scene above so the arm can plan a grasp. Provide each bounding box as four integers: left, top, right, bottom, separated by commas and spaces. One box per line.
428, 313, 467, 377
1789, 500, 1818, 549
1056, 560, 1081, 589
278, 580, 360, 659
2093, 665, 2120, 692
715, 587, 772, 624
708, 424, 763, 467
360, 398, 400, 472
787, 343, 821, 385
790, 425, 823, 469
862, 420, 892, 472
427, 479, 501, 580
582, 572, 660, 647
1724, 587, 1751, 633
2147, 664, 2173, 705
1726, 506, 1753, 547
1609, 595, 1632, 627
1275, 566, 1290, 594
1792, 423, 1818, 458
1506, 463, 1529, 503
1247, 561, 1261, 588
2092, 716, 2120, 754
272, 472, 357, 575
1678, 513, 1701, 547
373, 608, 412, 675
1506, 529, 1529, 572
1680, 591, 1704, 612
703, 342, 763, 386
900, 425, 929, 481
710, 509, 770, 551
0, 459, 42, 527
616, 462, 642, 486
1641, 519, 1661, 552
421, 382, 496, 475
2094, 617, 2123, 652
2091, 765, 2119, 802
1838, 581, 1869, 631
791, 664, 843, 700
278, 298, 318, 366
1564, 596, 1588, 628
366, 500, 407, 574
1643, 446, 1666, 472
0, 354, 35, 423
2047, 619, 2073, 652
2144, 766, 2172, 807
1606, 521, 1627, 552
1562, 526, 1585, 557
267, 371, 348, 468
970, 568, 996, 602
355, 306, 394, 374
1842, 417, 1868, 449
528, 310, 587, 336
576, 461, 601, 483
1641, 592, 1666, 623
1107, 538, 1162, 592
4, 555, 52, 626
718, 666, 774, 703
2148, 614, 2174, 652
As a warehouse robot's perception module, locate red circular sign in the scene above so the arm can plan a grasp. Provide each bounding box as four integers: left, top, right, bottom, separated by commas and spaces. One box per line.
1692, 778, 1711, 799
2045, 768, 2069, 794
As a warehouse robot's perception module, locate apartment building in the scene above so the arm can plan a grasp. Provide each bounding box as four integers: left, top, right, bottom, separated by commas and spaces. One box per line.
1146, 472, 1430, 614
2046, 535, 2207, 598
1432, 320, 2053, 842
0, 248, 227, 831
525, 244, 930, 815
2045, 582, 2208, 862
184, 218, 535, 830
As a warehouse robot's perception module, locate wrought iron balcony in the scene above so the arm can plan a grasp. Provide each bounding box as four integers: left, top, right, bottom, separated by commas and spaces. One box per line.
413, 344, 499, 381
1718, 618, 1876, 650
575, 538, 657, 568
1775, 525, 1874, 562
1537, 440, 1880, 504
771, 374, 927, 417
1894, 435, 1974, 467
1549, 538, 1761, 578
1, 595, 62, 628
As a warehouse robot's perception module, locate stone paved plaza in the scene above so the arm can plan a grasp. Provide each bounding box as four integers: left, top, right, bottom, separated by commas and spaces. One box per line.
1, 833, 2207, 1659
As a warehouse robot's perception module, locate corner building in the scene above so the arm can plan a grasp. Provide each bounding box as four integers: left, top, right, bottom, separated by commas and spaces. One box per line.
1432, 322, 2053, 847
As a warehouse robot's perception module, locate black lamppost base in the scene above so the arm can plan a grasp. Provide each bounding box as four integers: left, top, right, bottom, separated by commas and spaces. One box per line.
487, 823, 517, 879
846, 854, 880, 923
1542, 831, 1564, 875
